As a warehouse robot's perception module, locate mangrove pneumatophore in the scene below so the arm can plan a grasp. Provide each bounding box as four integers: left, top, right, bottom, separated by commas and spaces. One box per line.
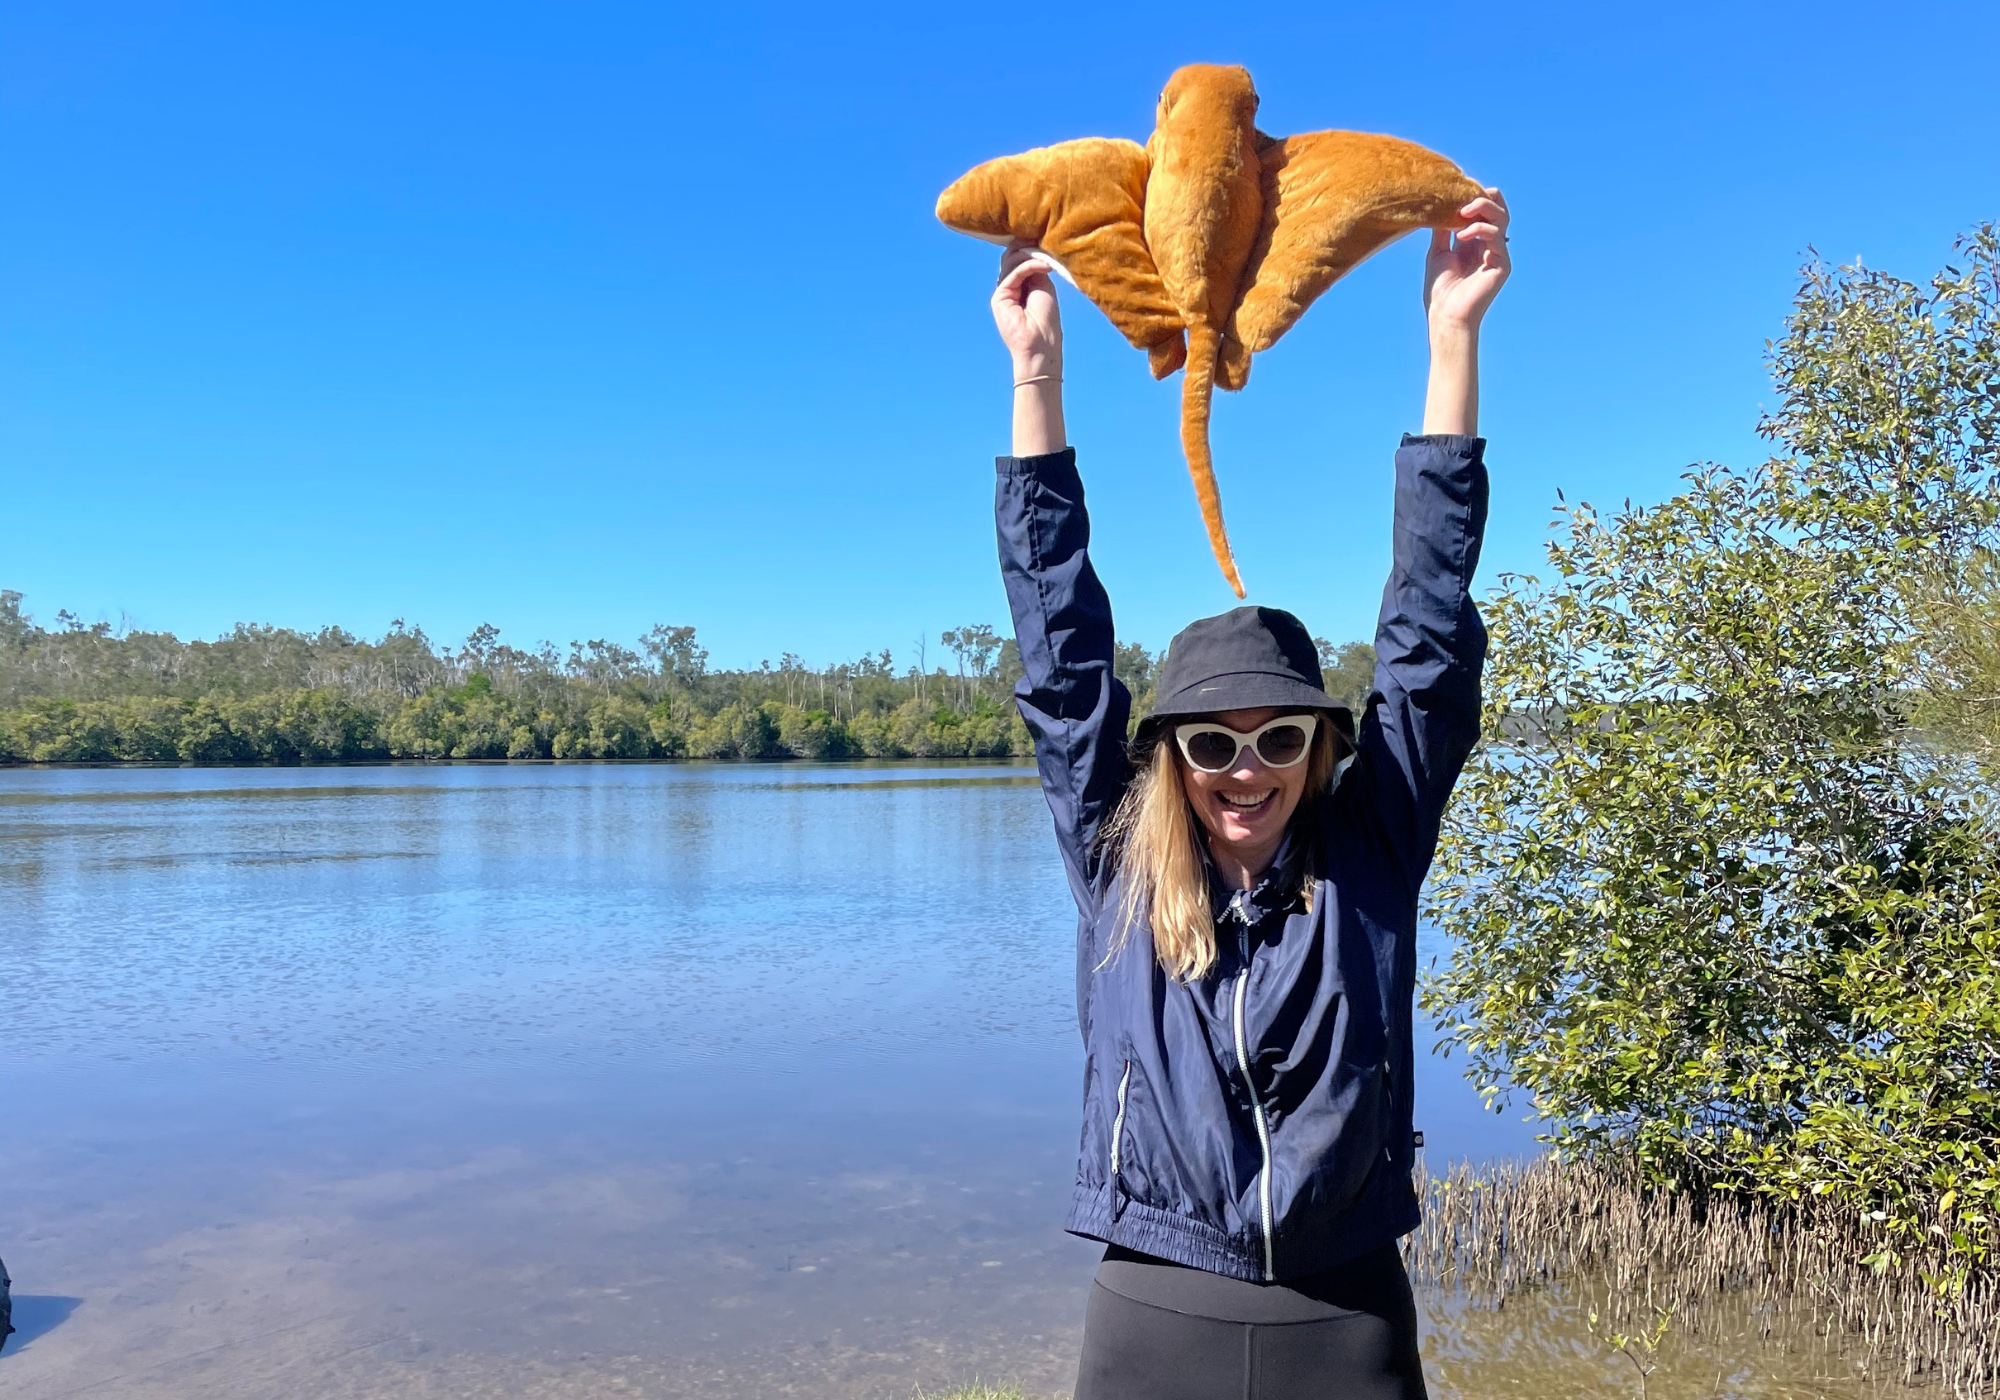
937, 63, 1483, 596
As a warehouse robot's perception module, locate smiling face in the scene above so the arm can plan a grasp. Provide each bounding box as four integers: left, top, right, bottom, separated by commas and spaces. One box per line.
1175, 706, 1319, 885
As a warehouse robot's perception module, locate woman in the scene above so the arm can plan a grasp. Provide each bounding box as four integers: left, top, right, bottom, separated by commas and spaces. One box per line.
986, 190, 1510, 1400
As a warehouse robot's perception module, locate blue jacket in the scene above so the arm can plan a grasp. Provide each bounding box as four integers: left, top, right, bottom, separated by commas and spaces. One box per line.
995, 435, 1489, 1283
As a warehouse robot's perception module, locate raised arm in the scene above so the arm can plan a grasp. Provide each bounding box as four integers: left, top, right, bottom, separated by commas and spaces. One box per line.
1421, 189, 1509, 436
1353, 190, 1510, 893
994, 249, 1068, 455
990, 250, 1132, 914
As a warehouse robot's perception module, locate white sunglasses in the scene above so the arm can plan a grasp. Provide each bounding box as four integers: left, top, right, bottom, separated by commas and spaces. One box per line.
1172, 714, 1320, 773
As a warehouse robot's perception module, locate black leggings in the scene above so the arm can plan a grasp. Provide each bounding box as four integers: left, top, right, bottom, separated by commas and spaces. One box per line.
1074, 1243, 1427, 1400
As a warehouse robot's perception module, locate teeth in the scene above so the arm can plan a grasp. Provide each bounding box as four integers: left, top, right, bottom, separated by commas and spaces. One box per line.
1222, 792, 1271, 808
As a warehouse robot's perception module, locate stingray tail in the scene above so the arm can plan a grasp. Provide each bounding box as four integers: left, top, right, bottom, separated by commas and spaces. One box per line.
1180, 324, 1245, 598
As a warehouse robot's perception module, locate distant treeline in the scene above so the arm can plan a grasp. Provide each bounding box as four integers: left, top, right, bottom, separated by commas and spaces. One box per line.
0, 591, 1376, 765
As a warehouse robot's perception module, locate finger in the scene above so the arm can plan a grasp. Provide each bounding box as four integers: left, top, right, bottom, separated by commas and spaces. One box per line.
999, 249, 1053, 284
1013, 268, 1055, 305
1457, 197, 1506, 229
995, 259, 1052, 299
1455, 221, 1504, 247
1428, 226, 1453, 256
997, 243, 1052, 280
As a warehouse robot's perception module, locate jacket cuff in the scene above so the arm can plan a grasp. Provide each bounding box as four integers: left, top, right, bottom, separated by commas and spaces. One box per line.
1398, 432, 1485, 457
997, 446, 1079, 481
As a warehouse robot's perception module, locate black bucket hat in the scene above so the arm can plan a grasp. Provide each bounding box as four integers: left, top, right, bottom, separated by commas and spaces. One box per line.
1138, 606, 1353, 742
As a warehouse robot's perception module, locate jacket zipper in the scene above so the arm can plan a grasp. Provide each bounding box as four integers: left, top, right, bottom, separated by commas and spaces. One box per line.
1110, 1060, 1132, 1178
1232, 922, 1276, 1281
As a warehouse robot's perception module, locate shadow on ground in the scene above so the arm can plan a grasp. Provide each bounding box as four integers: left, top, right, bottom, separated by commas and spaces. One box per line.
1, 1297, 84, 1357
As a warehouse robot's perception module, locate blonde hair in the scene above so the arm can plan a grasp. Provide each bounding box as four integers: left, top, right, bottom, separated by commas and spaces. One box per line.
1101, 718, 1341, 980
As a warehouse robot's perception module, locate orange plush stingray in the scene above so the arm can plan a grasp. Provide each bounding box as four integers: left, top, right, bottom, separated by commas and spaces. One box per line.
937, 64, 1483, 596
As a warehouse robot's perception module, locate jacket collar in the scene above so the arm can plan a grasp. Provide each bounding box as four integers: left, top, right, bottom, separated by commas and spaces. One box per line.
1207, 818, 1313, 928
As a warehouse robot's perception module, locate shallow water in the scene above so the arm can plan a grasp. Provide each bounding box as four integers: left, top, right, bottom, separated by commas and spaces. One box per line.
1, 763, 1878, 1398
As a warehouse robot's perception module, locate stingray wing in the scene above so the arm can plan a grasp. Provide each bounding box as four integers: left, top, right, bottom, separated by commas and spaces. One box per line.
1228, 130, 1482, 358
937, 137, 1186, 376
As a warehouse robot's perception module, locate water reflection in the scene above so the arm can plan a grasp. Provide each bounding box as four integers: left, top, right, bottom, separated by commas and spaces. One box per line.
3, 763, 1541, 1397
1425, 1281, 1914, 1399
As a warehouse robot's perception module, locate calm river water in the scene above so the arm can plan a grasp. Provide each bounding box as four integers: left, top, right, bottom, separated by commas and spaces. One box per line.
0, 764, 1889, 1398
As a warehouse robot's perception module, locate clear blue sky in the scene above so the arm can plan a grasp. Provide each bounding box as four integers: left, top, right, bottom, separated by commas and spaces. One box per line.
5, 1, 1994, 669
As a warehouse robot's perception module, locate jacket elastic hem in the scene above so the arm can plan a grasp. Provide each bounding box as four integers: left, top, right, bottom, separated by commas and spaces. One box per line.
996, 446, 1079, 479
1064, 1172, 1422, 1285
1397, 431, 1485, 456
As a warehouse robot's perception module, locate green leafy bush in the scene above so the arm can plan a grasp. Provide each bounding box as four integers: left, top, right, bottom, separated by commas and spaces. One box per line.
1424, 227, 2000, 1281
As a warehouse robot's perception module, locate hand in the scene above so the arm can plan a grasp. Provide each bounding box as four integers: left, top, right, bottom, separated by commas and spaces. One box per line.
991, 244, 1064, 380
1424, 188, 1510, 336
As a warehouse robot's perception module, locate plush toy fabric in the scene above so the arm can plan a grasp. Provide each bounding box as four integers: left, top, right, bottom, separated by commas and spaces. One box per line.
937, 64, 1482, 596
936, 137, 1189, 377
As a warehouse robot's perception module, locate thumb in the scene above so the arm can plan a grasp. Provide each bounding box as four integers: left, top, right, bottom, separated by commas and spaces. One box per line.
1428, 226, 1452, 256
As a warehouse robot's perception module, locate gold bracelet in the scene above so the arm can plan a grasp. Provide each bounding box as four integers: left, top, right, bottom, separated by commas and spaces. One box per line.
1013, 374, 1061, 388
